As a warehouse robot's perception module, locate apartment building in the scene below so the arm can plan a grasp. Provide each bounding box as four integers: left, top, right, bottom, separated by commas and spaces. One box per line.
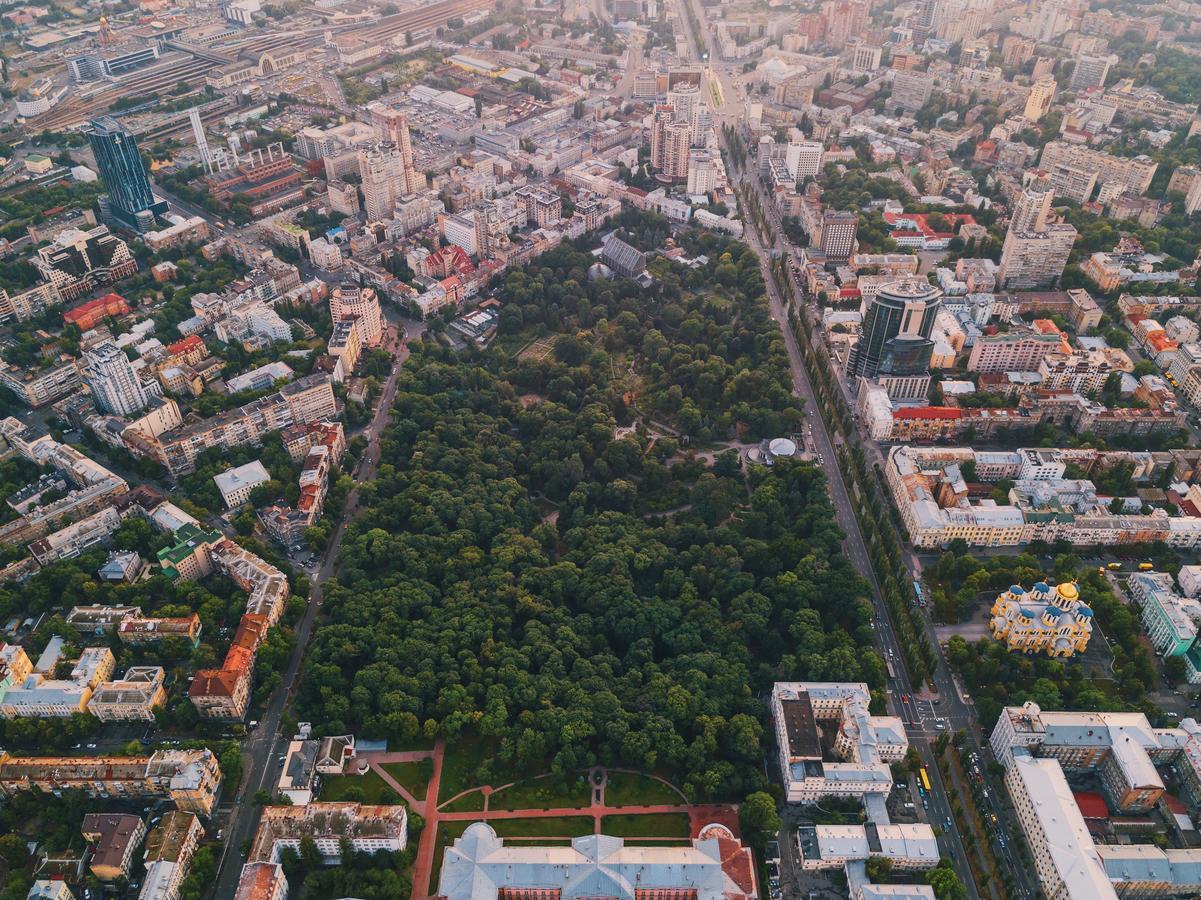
0, 645, 115, 718
990, 703, 1201, 898
190, 614, 266, 720
1037, 350, 1115, 394
326, 318, 361, 376
214, 460, 270, 509
82, 813, 146, 882
797, 823, 939, 871
0, 357, 82, 408
84, 339, 151, 417
259, 422, 344, 548
140, 811, 204, 900
0, 749, 222, 815
1040, 141, 1158, 197
152, 374, 336, 476
0, 283, 61, 324
772, 682, 906, 803
88, 666, 167, 722
247, 803, 407, 864
329, 283, 383, 348
1004, 754, 1117, 899
998, 224, 1078, 289
989, 581, 1095, 657
117, 614, 203, 647
1128, 571, 1201, 682
967, 330, 1067, 374
234, 863, 289, 900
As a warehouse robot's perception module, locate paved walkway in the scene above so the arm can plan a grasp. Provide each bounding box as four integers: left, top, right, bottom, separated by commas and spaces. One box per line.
409, 739, 445, 900
406, 754, 740, 899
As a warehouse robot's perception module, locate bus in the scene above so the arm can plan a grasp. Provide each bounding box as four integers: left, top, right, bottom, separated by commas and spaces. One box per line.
1107, 562, 1123, 570
1139, 562, 1154, 571
886, 659, 897, 679
919, 767, 932, 793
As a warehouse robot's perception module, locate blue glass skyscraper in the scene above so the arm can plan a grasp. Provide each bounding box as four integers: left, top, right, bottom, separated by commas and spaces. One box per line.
86, 116, 167, 230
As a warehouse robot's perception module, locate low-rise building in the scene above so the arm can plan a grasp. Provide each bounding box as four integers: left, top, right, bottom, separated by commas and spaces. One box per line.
82, 813, 146, 882
233, 862, 289, 900
439, 822, 758, 899
989, 703, 1201, 898
88, 666, 167, 722
772, 682, 905, 804
989, 581, 1094, 657
214, 460, 271, 509
247, 802, 407, 864
140, 811, 204, 900
0, 749, 222, 815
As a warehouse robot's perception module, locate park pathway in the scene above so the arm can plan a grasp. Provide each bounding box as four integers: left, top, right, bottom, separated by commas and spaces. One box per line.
407, 755, 741, 899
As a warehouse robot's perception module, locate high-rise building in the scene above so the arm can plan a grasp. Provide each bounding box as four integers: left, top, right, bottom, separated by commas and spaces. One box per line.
686, 151, 718, 194
357, 141, 404, 222
329, 283, 383, 348
366, 104, 422, 193
1008, 187, 1052, 234
85, 117, 168, 231
1040, 141, 1157, 196
786, 141, 824, 179
849, 279, 943, 379
999, 226, 1078, 289
666, 83, 699, 133
819, 210, 858, 260
851, 44, 882, 72
1069, 54, 1115, 93
824, 0, 868, 49
650, 104, 691, 180
1023, 78, 1056, 122
189, 108, 212, 173
84, 340, 149, 416
890, 71, 935, 113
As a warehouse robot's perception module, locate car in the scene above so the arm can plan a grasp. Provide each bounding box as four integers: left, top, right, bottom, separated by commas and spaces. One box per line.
86, 743, 96, 749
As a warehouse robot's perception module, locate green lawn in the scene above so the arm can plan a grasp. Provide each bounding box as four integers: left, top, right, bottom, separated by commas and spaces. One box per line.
491, 816, 595, 838
488, 775, 592, 811
320, 770, 397, 804
601, 813, 692, 838
382, 759, 433, 801
603, 772, 684, 807
438, 736, 501, 802
441, 790, 486, 813
432, 820, 470, 881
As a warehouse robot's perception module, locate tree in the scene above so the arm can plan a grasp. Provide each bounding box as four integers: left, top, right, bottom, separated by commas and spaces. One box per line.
0, 833, 27, 866
926, 860, 967, 899
904, 747, 922, 773
1165, 654, 1188, 685
738, 792, 781, 846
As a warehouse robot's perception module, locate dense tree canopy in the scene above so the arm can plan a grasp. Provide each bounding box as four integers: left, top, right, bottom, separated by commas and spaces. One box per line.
299, 229, 880, 799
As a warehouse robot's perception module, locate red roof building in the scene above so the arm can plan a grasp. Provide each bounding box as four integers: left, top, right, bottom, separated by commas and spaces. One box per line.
63, 293, 130, 331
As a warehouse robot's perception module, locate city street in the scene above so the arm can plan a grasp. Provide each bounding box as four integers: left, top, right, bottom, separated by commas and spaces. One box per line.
209, 320, 412, 898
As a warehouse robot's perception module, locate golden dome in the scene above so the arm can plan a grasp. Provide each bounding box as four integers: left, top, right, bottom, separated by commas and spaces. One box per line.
1057, 582, 1079, 602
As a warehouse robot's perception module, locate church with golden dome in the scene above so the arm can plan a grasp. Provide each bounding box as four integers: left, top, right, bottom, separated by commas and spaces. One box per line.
989, 581, 1095, 658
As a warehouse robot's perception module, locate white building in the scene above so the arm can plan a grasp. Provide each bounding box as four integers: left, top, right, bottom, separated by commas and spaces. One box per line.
772, 682, 906, 803
307, 237, 343, 271
1004, 753, 1117, 900
213, 460, 271, 508
329, 283, 383, 348
439, 822, 758, 899
84, 340, 149, 417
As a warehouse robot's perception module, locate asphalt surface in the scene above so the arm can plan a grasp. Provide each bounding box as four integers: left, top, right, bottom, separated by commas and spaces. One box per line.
687, 22, 982, 890
209, 323, 409, 899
